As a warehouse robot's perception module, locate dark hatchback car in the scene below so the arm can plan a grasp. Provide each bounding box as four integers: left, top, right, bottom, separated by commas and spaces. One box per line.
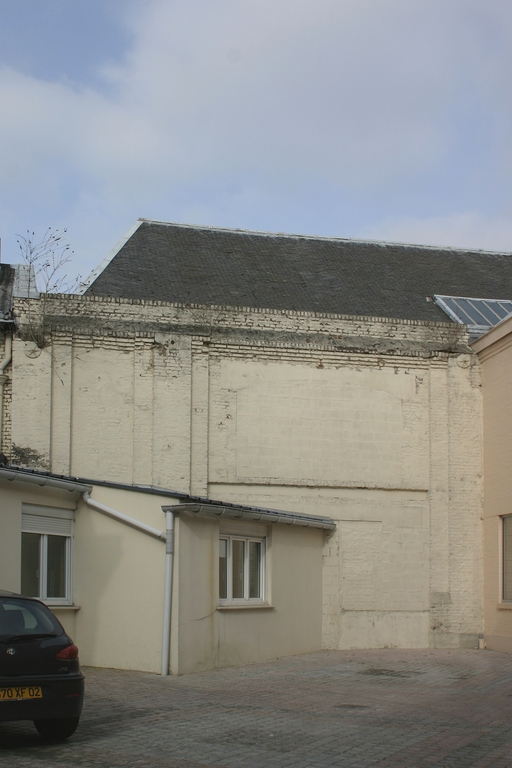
0, 590, 84, 740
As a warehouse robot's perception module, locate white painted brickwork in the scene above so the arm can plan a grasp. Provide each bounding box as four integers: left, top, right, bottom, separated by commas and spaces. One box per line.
8, 295, 484, 649
0, 334, 12, 457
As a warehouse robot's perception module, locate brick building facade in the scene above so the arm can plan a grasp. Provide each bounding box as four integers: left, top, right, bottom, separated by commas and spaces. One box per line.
5, 219, 512, 665
6, 286, 484, 652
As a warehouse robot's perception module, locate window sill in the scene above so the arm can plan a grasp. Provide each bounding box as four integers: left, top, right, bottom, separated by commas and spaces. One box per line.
497, 602, 512, 610
47, 604, 81, 611
217, 603, 274, 611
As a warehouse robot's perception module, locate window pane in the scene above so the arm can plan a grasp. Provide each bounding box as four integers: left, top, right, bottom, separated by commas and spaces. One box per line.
249, 541, 261, 598
0, 597, 63, 640
232, 540, 245, 599
504, 517, 512, 601
47, 536, 67, 598
21, 533, 40, 597
219, 539, 228, 599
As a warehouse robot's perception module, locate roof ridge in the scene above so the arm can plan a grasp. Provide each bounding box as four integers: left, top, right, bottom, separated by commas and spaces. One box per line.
138, 218, 512, 258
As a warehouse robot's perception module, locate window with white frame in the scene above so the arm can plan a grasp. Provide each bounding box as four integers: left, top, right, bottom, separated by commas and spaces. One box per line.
21, 505, 73, 604
504, 516, 512, 602
219, 535, 265, 603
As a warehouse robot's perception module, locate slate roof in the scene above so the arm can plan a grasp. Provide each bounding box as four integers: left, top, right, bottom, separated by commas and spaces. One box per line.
83, 220, 512, 323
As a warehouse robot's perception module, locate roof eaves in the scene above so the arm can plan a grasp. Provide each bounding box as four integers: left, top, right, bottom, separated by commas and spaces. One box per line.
166, 502, 336, 530
0, 465, 187, 500
0, 466, 92, 494
0, 465, 336, 529
74, 475, 192, 499
54, 292, 460, 330
471, 312, 512, 354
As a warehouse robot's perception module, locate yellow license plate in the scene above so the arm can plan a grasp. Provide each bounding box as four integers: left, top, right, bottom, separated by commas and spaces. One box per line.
0, 686, 42, 700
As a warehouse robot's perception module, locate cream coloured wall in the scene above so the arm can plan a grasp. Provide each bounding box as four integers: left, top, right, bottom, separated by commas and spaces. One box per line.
0, 479, 170, 671
173, 511, 323, 675
0, 475, 327, 674
74, 491, 314, 676
208, 357, 429, 488
0, 483, 25, 593
207, 350, 483, 649
473, 320, 512, 653
210, 485, 430, 649
8, 295, 485, 653
72, 486, 170, 672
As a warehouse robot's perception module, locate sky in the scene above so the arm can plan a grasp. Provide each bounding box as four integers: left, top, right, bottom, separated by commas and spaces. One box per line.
1, 0, 512, 285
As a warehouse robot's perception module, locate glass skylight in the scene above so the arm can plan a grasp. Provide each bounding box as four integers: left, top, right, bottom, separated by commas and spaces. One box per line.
434, 295, 512, 337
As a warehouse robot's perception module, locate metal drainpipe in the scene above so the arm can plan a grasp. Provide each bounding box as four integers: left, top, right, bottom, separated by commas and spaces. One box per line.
161, 510, 175, 676
82, 492, 166, 541
0, 334, 12, 456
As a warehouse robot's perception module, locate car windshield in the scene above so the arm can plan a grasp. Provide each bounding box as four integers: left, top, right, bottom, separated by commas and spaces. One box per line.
0, 597, 63, 641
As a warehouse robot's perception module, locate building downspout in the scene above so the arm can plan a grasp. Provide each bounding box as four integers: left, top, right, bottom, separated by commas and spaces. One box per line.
0, 334, 12, 456
161, 510, 175, 676
82, 492, 166, 541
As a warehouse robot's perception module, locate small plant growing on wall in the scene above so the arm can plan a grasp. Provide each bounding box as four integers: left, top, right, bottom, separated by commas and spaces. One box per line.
16, 228, 81, 348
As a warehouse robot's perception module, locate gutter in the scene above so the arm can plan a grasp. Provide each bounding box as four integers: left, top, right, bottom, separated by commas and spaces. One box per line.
0, 465, 91, 495
168, 502, 336, 530
0, 466, 166, 540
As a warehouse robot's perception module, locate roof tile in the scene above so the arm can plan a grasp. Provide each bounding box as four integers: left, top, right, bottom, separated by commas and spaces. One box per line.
85, 221, 512, 323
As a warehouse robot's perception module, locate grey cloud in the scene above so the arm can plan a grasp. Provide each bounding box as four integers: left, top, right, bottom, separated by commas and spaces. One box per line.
2, 0, 512, 272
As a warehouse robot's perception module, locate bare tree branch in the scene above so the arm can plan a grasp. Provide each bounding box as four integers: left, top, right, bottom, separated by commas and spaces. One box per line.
15, 227, 82, 349
16, 227, 81, 294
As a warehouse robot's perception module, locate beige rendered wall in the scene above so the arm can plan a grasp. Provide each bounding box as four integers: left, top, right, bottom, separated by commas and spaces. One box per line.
0, 482, 25, 594
0, 479, 170, 670
173, 512, 323, 675
72, 486, 170, 672
473, 322, 512, 653
1, 477, 325, 674
9, 296, 484, 653
215, 485, 431, 649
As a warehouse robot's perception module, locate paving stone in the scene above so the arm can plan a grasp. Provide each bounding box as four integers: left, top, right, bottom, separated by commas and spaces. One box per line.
1, 649, 512, 767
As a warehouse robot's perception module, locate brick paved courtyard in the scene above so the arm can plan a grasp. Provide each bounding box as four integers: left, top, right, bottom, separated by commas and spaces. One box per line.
1, 649, 512, 767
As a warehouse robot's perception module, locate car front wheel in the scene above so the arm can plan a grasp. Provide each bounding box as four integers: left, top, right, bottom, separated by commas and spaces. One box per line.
33, 716, 80, 741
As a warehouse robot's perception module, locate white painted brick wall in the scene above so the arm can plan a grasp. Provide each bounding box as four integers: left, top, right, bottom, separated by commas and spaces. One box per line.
7, 295, 483, 649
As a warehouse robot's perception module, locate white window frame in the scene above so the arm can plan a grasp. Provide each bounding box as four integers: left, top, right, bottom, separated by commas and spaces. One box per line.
21, 505, 74, 606
219, 535, 266, 605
